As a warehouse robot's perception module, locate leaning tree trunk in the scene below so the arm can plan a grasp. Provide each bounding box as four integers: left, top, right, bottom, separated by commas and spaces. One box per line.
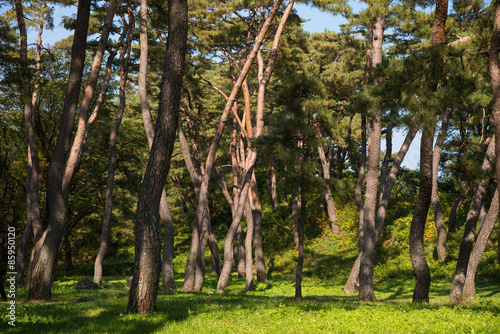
94, 24, 132, 285
127, 0, 187, 314
26, 0, 91, 301
138, 0, 176, 292
462, 187, 499, 301
449, 137, 495, 305
184, 1, 284, 291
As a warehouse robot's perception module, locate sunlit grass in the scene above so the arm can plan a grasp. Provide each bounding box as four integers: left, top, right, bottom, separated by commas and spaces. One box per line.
1, 272, 499, 333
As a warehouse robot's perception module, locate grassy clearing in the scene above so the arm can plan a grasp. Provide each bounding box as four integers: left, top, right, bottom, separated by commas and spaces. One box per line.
1, 271, 499, 333
2, 226, 499, 333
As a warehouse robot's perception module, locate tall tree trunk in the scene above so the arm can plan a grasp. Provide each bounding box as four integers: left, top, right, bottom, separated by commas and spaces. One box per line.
295, 181, 306, 300
410, 125, 433, 303
462, 187, 499, 301
490, 0, 500, 276
127, 0, 187, 314
27, 0, 91, 301
61, 0, 117, 200
94, 21, 132, 285
292, 182, 300, 248
317, 142, 341, 235
138, 0, 176, 291
184, 1, 284, 292
449, 137, 495, 304
251, 173, 268, 282
432, 109, 451, 261
358, 8, 385, 302
14, 0, 44, 288
245, 198, 254, 290
235, 222, 246, 278
345, 122, 419, 294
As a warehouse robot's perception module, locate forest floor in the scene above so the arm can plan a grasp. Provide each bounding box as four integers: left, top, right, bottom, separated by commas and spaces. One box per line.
1, 274, 499, 333
2, 231, 500, 333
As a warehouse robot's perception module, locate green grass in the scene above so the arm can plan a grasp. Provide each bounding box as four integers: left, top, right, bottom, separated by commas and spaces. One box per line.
1, 271, 499, 333
2, 225, 500, 333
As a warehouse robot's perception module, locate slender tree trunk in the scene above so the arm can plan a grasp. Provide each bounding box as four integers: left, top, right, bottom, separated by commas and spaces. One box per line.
449, 138, 495, 304
432, 109, 451, 261
410, 125, 433, 303
14, 0, 44, 287
94, 22, 132, 284
184, 1, 284, 292
462, 187, 499, 301
127, 0, 187, 314
317, 142, 341, 235
358, 9, 385, 302
62, 0, 117, 200
27, 0, 91, 301
235, 222, 246, 278
292, 182, 300, 248
251, 173, 268, 282
267, 158, 279, 209
295, 182, 306, 300
63, 233, 74, 271
245, 197, 254, 290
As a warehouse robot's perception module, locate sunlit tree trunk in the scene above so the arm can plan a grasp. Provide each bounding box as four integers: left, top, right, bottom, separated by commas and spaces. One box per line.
462, 187, 499, 301
432, 109, 451, 261
358, 9, 385, 302
94, 17, 132, 285
450, 138, 495, 304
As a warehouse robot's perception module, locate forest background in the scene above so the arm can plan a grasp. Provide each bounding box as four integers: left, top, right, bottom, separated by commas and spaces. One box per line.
1, 0, 500, 332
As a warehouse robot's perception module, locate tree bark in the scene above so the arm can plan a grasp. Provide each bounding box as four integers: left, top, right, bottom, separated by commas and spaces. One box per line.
184, 0, 284, 292
317, 142, 341, 235
345, 122, 419, 294
295, 181, 306, 300
449, 137, 495, 304
127, 0, 187, 314
94, 19, 132, 285
358, 8, 385, 302
267, 158, 279, 209
490, 0, 500, 276
292, 182, 300, 248
410, 125, 433, 303
61, 0, 117, 200
250, 173, 268, 282
432, 109, 451, 261
462, 187, 499, 301
448, 189, 467, 233
138, 0, 177, 292
27, 0, 91, 301
245, 197, 254, 290
14, 0, 44, 287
